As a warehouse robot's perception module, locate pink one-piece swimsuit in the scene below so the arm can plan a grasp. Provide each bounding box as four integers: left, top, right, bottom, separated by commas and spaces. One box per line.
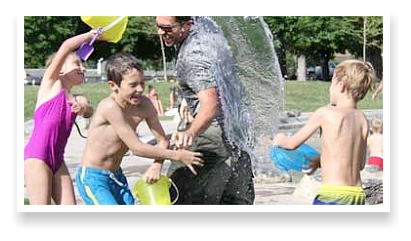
24, 89, 77, 174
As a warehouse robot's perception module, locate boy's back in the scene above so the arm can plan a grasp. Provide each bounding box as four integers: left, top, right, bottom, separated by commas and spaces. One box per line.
273, 60, 376, 205
318, 105, 368, 187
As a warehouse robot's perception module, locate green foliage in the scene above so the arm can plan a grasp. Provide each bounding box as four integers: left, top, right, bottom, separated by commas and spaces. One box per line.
24, 16, 383, 75
24, 16, 169, 69
285, 52, 297, 79
264, 16, 383, 79
113, 16, 169, 69
24, 16, 82, 68
265, 16, 354, 78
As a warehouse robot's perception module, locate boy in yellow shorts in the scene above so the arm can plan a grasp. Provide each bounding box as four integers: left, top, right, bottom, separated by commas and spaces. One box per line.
273, 60, 376, 205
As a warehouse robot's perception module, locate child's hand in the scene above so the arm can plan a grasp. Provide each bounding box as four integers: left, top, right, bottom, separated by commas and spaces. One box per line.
68, 100, 89, 116
176, 150, 204, 175
273, 132, 287, 146
302, 155, 321, 175
143, 162, 162, 184
89, 28, 108, 42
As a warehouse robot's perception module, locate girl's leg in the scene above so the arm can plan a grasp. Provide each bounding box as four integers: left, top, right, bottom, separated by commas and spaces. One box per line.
52, 162, 76, 205
24, 158, 53, 205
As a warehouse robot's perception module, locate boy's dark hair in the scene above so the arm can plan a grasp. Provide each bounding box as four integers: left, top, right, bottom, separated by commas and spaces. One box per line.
105, 52, 143, 86
176, 16, 192, 23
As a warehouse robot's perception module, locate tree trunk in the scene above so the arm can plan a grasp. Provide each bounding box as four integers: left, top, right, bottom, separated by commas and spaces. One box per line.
297, 55, 306, 81
159, 34, 168, 82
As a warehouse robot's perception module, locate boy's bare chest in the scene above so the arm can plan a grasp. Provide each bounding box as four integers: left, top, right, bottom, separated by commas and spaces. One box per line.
124, 110, 146, 129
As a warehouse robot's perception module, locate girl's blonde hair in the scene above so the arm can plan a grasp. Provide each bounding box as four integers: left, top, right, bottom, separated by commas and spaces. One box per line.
45, 52, 78, 68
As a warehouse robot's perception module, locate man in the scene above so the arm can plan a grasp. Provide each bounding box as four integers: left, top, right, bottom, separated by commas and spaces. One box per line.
156, 16, 255, 204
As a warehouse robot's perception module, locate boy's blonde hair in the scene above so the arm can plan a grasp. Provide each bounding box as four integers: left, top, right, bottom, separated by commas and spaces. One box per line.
333, 60, 376, 102
371, 117, 383, 134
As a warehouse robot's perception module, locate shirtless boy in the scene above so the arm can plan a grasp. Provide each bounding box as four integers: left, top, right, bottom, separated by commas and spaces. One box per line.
76, 52, 203, 205
273, 60, 375, 205
367, 117, 383, 171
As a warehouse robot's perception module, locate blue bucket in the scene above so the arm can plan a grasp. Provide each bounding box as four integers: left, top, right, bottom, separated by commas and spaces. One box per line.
270, 143, 319, 171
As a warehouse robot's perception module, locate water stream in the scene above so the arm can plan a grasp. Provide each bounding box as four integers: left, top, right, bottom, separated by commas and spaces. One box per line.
210, 16, 286, 177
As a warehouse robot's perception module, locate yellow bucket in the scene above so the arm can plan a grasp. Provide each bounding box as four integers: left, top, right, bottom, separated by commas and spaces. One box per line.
81, 16, 128, 43
134, 175, 178, 205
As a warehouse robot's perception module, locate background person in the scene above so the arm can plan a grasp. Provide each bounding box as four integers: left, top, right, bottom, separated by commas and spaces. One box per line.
147, 85, 164, 116
372, 76, 383, 100
367, 117, 383, 171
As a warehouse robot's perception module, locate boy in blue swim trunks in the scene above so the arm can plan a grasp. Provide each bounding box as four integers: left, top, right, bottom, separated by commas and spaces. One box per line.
273, 60, 376, 205
76, 53, 203, 205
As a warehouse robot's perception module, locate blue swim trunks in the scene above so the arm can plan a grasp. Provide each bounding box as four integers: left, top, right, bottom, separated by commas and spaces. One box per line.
76, 166, 134, 205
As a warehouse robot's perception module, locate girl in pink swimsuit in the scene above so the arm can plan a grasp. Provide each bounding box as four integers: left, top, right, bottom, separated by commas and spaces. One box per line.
24, 30, 102, 205
25, 89, 76, 174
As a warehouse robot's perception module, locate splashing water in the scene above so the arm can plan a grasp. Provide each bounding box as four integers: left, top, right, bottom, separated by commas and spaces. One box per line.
209, 16, 285, 176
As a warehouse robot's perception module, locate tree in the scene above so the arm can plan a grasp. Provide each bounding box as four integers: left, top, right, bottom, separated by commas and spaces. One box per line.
263, 16, 300, 79
24, 16, 83, 68
24, 16, 171, 70
24, 16, 383, 79
265, 16, 383, 80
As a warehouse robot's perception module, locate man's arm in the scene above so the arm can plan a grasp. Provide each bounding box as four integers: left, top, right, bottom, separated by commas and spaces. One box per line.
173, 87, 218, 149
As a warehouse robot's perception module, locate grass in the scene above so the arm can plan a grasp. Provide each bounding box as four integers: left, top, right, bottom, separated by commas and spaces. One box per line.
24, 80, 383, 122
24, 198, 57, 205
284, 81, 383, 112
24, 81, 176, 122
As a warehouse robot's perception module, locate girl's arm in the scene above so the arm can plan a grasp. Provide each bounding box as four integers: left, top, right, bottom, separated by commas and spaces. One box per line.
41, 31, 98, 90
